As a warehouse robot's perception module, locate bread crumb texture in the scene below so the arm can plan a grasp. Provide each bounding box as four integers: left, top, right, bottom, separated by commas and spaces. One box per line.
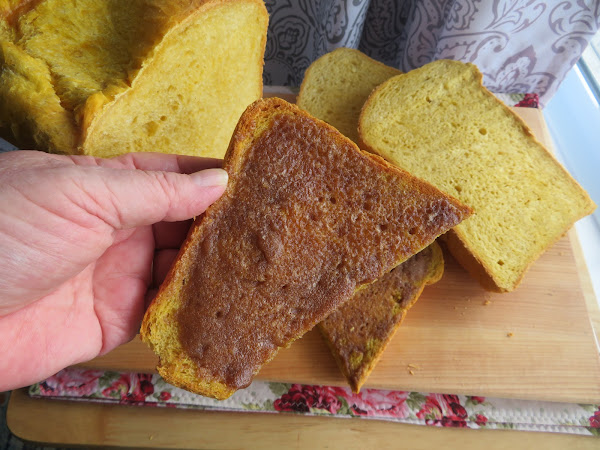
297, 47, 401, 143
359, 59, 596, 292
142, 98, 471, 399
0, 0, 267, 157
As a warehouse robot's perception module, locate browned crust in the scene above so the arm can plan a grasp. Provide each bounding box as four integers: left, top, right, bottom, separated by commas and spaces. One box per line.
349, 262, 443, 392
225, 98, 472, 216
141, 210, 236, 399
136, 0, 267, 400
142, 97, 471, 399
320, 242, 444, 392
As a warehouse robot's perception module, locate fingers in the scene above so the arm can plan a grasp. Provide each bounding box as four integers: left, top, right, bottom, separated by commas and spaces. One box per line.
128, 153, 224, 174
148, 248, 180, 310
6, 151, 229, 230
70, 161, 228, 230
152, 220, 192, 294
92, 226, 153, 354
5, 150, 224, 174
70, 152, 223, 174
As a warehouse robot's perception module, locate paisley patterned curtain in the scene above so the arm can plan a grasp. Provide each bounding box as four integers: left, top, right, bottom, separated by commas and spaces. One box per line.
263, 0, 600, 106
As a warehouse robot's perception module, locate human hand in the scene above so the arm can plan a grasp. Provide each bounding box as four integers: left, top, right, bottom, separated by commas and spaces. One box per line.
0, 150, 228, 390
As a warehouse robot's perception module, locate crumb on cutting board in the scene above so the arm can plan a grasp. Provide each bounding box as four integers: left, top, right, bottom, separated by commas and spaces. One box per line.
407, 363, 420, 375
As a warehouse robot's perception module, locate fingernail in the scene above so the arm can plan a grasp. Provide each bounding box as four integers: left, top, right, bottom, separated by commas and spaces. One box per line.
190, 168, 229, 187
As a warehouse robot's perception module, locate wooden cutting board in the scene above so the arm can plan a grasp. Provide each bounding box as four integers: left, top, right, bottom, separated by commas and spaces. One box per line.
80, 105, 600, 404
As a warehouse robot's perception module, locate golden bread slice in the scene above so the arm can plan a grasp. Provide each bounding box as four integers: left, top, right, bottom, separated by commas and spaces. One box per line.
0, 0, 267, 157
319, 242, 444, 393
297, 47, 401, 143
141, 97, 471, 399
359, 59, 596, 292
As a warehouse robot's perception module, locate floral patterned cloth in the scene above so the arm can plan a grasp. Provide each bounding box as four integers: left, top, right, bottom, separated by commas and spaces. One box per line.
263, 0, 600, 106
29, 367, 600, 436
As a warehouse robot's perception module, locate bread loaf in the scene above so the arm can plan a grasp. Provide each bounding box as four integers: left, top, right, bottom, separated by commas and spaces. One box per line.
141, 97, 471, 399
297, 47, 401, 143
359, 59, 596, 292
0, 0, 268, 158
319, 243, 444, 393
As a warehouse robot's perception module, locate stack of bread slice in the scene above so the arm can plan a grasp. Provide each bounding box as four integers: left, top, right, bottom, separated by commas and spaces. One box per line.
141, 98, 472, 399
297, 47, 595, 391
299, 48, 595, 293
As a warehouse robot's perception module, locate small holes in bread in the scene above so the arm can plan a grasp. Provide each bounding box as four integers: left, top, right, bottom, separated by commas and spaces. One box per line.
144, 121, 159, 136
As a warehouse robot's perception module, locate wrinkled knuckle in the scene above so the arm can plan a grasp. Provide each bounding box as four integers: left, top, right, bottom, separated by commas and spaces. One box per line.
150, 171, 181, 208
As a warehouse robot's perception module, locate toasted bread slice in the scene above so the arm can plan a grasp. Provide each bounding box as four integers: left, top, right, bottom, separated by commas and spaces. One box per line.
141, 97, 471, 399
359, 59, 596, 292
297, 47, 401, 143
0, 0, 267, 157
319, 243, 443, 392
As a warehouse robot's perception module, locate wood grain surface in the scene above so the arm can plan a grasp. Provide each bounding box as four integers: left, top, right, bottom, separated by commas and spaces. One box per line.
79, 106, 600, 404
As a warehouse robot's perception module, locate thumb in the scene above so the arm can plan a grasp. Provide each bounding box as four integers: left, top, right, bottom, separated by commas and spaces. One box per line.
79, 166, 229, 230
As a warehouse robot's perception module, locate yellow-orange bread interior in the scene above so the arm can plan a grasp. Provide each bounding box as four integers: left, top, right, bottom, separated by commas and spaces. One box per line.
359, 59, 596, 292
297, 47, 401, 143
0, 0, 268, 157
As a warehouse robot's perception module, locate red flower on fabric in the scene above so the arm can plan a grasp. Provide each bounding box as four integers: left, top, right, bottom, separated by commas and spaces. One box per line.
475, 414, 488, 426
274, 384, 345, 414
514, 93, 539, 108
140, 376, 155, 395
589, 409, 600, 428
345, 389, 409, 418
101, 373, 155, 404
469, 396, 486, 404
101, 374, 133, 399
159, 391, 172, 401
416, 394, 468, 427
40, 369, 102, 397
125, 373, 154, 403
